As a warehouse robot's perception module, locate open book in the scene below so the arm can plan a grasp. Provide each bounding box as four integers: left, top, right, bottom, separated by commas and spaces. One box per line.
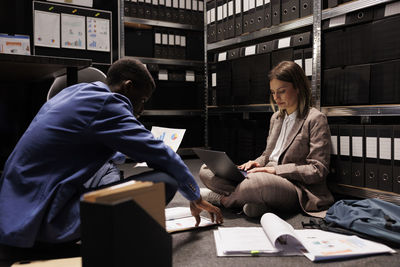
214, 213, 395, 262
165, 207, 218, 233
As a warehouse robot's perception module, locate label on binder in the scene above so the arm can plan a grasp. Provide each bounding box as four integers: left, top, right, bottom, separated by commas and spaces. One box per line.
218, 52, 227, 61
366, 137, 377, 158
256, 0, 263, 7
243, 0, 249, 12
173, 0, 179, 8
211, 8, 216, 22
340, 136, 350, 156
217, 5, 223, 20
158, 69, 168, 80
211, 73, 217, 87
185, 71, 195, 82
329, 15, 346, 28
180, 36, 186, 47
193, 0, 198, 11
223, 3, 228, 18
162, 33, 168, 45
305, 58, 312, 76
175, 35, 181, 45
385, 1, 400, 17
352, 136, 363, 158
207, 10, 211, 24
245, 45, 256, 56
331, 136, 338, 155
168, 34, 175, 45
249, 0, 255, 10
235, 0, 242, 14
155, 33, 161, 44
395, 138, 400, 160
278, 37, 291, 49
379, 138, 391, 160
199, 1, 204, 11
228, 1, 234, 16
294, 59, 303, 68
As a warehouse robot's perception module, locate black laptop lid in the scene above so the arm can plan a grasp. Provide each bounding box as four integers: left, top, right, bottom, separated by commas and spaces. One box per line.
193, 148, 246, 182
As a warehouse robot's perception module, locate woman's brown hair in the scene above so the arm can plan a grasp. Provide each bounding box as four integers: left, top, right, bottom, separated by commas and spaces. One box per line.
268, 61, 312, 118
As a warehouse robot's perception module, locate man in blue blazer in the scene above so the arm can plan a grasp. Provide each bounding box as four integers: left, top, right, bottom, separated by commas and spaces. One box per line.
0, 58, 223, 247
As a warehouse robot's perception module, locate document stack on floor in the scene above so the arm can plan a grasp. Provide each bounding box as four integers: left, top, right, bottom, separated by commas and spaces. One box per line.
214, 213, 395, 262
165, 207, 218, 233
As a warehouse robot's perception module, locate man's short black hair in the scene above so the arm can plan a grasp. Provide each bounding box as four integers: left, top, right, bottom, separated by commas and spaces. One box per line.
106, 58, 156, 91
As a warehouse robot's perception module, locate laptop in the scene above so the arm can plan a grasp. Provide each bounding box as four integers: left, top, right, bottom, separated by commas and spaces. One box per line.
193, 148, 247, 182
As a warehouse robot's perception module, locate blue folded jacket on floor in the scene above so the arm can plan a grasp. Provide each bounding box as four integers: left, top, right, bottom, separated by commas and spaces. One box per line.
325, 198, 400, 245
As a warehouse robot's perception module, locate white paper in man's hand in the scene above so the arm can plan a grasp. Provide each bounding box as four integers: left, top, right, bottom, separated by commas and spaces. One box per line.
135, 126, 186, 167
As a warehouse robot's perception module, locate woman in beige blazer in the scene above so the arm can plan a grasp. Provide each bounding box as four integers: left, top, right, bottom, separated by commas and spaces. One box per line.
199, 61, 334, 218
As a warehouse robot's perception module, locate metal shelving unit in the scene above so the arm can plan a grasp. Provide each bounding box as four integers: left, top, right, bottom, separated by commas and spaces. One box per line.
120, 1, 205, 155
142, 110, 203, 116
207, 104, 276, 114
322, 105, 400, 117
124, 16, 203, 31
206, 16, 313, 52
121, 1, 204, 120
322, 0, 394, 20
329, 183, 400, 205
319, 0, 397, 116
125, 56, 203, 67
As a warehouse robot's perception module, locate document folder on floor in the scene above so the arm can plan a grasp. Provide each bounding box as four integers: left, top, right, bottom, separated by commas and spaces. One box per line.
214, 213, 395, 261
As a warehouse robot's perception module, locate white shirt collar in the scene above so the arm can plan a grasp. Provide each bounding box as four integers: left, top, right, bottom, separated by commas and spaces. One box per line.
284, 110, 298, 121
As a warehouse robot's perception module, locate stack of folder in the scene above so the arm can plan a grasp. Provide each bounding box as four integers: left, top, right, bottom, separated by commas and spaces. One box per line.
329, 124, 400, 194
208, 115, 268, 164
322, 2, 400, 106
145, 69, 203, 109
125, 27, 203, 60
154, 30, 188, 59
210, 31, 311, 105
206, 0, 313, 44
124, 0, 204, 26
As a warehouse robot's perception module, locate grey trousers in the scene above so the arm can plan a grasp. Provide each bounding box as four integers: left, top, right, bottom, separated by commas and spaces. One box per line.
199, 163, 299, 212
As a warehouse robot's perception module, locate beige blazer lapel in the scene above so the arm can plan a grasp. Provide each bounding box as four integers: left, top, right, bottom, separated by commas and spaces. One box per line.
279, 116, 306, 159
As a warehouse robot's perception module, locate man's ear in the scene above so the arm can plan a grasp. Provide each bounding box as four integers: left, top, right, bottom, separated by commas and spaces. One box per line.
120, 80, 133, 94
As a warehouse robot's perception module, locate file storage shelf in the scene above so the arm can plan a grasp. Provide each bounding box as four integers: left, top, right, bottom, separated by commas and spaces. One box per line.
322, 0, 394, 20
127, 56, 204, 67
0, 54, 91, 83
329, 183, 400, 205
124, 16, 203, 31
142, 110, 203, 116
207, 104, 275, 114
121, 0, 205, 153
321, 105, 400, 117
207, 15, 313, 52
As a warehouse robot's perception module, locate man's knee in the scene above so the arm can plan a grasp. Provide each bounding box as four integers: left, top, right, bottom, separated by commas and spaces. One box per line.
129, 171, 178, 204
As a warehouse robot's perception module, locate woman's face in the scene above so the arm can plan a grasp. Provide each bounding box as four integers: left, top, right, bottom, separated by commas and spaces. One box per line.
270, 79, 299, 115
